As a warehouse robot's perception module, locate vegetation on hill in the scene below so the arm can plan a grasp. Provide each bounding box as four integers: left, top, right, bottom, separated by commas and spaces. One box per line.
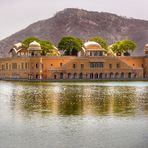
58, 36, 83, 55
0, 8, 148, 57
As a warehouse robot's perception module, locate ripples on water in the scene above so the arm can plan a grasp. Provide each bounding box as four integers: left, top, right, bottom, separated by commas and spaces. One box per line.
0, 81, 148, 148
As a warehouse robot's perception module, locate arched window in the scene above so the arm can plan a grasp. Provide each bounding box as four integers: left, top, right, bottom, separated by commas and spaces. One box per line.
95, 73, 98, 79
60, 63, 63, 67
36, 63, 39, 69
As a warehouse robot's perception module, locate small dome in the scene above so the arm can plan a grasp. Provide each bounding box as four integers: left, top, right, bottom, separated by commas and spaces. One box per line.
84, 41, 101, 48
144, 44, 148, 55
28, 41, 42, 51
83, 41, 104, 51
145, 44, 148, 50
14, 42, 22, 49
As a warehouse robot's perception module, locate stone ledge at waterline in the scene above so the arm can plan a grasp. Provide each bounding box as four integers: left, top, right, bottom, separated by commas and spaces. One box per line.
0, 78, 148, 82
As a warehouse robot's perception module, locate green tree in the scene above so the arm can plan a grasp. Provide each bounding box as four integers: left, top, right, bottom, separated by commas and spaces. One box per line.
39, 40, 53, 55
75, 38, 83, 46
111, 40, 136, 55
89, 36, 108, 50
22, 37, 40, 48
111, 41, 123, 54
22, 37, 54, 55
122, 40, 136, 52
58, 36, 83, 56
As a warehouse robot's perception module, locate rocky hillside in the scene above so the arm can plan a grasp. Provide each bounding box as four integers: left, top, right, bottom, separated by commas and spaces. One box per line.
0, 8, 148, 57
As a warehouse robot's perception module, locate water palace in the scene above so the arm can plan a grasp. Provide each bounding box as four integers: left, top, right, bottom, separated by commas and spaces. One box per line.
0, 41, 148, 80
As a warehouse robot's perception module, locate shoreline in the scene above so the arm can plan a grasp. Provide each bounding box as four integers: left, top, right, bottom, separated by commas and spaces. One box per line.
0, 78, 148, 83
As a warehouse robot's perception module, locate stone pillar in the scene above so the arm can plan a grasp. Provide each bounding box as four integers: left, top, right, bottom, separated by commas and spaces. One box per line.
39, 57, 43, 80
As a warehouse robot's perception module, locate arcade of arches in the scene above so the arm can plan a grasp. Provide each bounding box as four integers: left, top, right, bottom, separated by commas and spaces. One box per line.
52, 72, 136, 80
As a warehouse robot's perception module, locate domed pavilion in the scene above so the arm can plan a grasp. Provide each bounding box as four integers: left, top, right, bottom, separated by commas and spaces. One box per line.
78, 41, 105, 57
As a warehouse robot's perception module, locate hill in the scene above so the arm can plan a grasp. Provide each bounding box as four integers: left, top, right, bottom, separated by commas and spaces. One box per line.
0, 8, 148, 57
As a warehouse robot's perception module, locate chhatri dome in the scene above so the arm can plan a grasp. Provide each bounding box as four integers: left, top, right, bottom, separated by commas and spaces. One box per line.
83, 41, 103, 51
145, 44, 148, 49
78, 41, 105, 57
28, 41, 42, 51
144, 44, 148, 55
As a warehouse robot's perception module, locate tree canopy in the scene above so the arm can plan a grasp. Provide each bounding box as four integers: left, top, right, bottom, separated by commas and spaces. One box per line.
89, 36, 108, 50
111, 40, 136, 54
22, 37, 40, 48
39, 40, 54, 55
58, 36, 83, 56
22, 37, 54, 55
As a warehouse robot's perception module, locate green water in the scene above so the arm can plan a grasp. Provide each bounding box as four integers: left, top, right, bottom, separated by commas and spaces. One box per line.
0, 81, 148, 148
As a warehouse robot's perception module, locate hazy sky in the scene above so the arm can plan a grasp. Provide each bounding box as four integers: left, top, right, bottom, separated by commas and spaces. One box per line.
0, 0, 148, 40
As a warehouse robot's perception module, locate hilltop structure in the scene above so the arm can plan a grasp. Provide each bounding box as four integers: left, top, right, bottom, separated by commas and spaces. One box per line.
0, 41, 148, 80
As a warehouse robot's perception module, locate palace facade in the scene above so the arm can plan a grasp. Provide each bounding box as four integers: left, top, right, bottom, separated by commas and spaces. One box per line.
0, 41, 148, 80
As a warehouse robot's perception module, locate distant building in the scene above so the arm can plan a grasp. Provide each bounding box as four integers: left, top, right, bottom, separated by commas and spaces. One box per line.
0, 41, 148, 80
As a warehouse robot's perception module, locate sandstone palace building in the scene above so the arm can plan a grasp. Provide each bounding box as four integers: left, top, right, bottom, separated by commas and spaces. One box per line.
0, 41, 148, 80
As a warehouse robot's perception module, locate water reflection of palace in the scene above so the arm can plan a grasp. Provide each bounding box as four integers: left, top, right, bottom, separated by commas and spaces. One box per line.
10, 84, 148, 116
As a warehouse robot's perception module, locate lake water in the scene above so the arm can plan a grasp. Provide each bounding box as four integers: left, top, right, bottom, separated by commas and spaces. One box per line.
0, 81, 148, 148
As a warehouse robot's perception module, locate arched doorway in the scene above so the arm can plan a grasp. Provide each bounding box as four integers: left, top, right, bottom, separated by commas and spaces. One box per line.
121, 72, 124, 79
99, 73, 103, 79
68, 73, 71, 79
86, 73, 88, 79
54, 75, 57, 79
133, 73, 137, 78
60, 73, 64, 79
128, 72, 132, 78
31, 52, 34, 56
110, 72, 114, 79
73, 73, 77, 79
36, 74, 39, 79
90, 73, 93, 79
95, 73, 98, 79
105, 73, 108, 79
79, 73, 83, 79
115, 72, 119, 79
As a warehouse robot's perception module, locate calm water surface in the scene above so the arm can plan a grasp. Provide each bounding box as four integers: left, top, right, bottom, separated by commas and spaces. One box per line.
0, 81, 148, 148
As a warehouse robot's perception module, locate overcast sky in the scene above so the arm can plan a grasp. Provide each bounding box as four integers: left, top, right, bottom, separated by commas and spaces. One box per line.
0, 0, 148, 40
